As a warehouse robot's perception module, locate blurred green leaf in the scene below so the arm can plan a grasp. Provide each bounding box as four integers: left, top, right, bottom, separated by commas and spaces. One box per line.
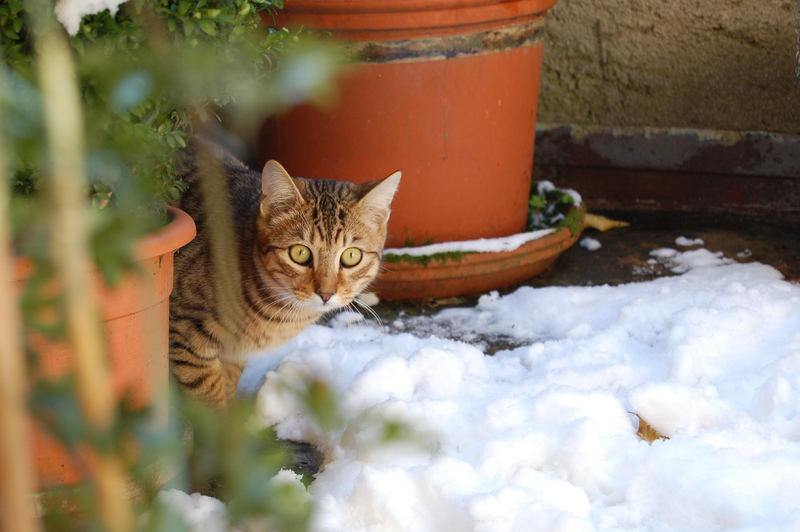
3, 1, 344, 529
197, 19, 216, 36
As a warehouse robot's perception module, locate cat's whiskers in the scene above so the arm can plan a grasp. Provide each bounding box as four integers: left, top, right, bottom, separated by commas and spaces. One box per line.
237, 294, 294, 342
256, 295, 296, 321
258, 293, 306, 324
376, 262, 395, 276
243, 292, 301, 337
350, 297, 385, 328
283, 299, 311, 327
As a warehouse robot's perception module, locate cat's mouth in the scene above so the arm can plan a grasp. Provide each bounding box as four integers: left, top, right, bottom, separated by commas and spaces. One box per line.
300, 293, 345, 314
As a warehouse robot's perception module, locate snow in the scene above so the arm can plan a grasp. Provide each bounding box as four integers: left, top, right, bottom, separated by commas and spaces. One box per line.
157, 490, 229, 532
55, 0, 129, 35
537, 180, 583, 206
650, 247, 733, 274
675, 236, 704, 247
173, 246, 800, 531
579, 237, 602, 251
383, 228, 555, 258
159, 471, 309, 532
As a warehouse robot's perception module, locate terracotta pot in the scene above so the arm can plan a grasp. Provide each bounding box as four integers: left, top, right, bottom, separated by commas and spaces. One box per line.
257, 0, 558, 249
375, 211, 583, 300
15, 207, 196, 488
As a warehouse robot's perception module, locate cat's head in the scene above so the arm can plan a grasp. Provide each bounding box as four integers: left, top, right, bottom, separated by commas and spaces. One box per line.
256, 160, 401, 314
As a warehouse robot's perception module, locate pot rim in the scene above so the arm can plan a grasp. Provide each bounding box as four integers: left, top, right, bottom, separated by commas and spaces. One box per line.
14, 206, 196, 281
380, 221, 581, 273
279, 0, 558, 14
134, 206, 196, 261
374, 215, 583, 300
271, 0, 558, 38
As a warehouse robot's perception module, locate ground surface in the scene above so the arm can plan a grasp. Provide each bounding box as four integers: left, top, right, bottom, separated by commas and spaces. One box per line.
370, 210, 800, 354
531, 210, 800, 286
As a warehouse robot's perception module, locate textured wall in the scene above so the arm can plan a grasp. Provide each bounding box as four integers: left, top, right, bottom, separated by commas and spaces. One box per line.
537, 0, 800, 133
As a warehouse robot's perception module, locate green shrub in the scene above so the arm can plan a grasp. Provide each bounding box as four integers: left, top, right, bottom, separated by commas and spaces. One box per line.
2, 0, 335, 282
1, 2, 342, 530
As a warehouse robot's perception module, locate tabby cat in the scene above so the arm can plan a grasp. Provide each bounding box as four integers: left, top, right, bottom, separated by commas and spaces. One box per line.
170, 142, 401, 404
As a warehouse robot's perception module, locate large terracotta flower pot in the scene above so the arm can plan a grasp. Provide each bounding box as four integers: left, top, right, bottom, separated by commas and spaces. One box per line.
15, 207, 196, 488
257, 0, 558, 251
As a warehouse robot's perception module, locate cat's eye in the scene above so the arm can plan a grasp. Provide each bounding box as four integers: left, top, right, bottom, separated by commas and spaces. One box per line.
340, 247, 363, 267
288, 244, 312, 265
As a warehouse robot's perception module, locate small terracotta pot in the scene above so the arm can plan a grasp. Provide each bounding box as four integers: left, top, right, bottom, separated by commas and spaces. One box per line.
15, 207, 196, 488
257, 0, 558, 249
375, 213, 583, 300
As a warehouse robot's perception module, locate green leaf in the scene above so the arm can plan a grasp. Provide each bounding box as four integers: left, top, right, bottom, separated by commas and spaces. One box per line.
183, 20, 194, 37
198, 19, 217, 36
529, 195, 546, 209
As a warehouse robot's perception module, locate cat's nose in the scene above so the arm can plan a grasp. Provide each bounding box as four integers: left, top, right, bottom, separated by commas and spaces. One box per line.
318, 291, 333, 303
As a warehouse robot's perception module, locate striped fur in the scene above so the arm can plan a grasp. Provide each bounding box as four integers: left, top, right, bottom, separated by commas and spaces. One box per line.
170, 141, 400, 404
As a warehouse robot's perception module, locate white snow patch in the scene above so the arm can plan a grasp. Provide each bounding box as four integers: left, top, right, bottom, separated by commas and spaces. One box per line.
536, 180, 556, 195
223, 247, 800, 531
536, 180, 582, 205
383, 228, 555, 257
563, 188, 583, 205
675, 236, 704, 247
629, 382, 727, 436
55, 0, 129, 35
157, 490, 228, 532
579, 237, 601, 251
157, 471, 309, 532
650, 247, 733, 273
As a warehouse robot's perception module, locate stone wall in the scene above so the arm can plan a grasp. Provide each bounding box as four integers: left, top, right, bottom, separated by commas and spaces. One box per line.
537, 0, 800, 133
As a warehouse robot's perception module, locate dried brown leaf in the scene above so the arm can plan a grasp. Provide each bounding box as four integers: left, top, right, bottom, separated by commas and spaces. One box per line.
584, 213, 630, 232
632, 412, 669, 444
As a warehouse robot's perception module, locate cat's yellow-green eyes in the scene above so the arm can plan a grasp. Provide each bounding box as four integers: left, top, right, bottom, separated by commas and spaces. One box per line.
288, 245, 362, 267
340, 247, 363, 267
288, 245, 312, 265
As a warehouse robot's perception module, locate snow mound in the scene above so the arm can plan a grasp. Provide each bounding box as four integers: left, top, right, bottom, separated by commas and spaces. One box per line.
675, 236, 704, 247
650, 247, 733, 273
579, 237, 602, 251
157, 490, 228, 532
233, 248, 800, 531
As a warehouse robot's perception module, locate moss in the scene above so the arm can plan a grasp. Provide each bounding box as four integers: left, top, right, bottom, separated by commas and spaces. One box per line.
382, 250, 476, 267
556, 203, 586, 236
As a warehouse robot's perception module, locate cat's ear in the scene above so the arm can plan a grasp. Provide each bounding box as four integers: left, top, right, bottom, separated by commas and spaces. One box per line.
261, 160, 304, 216
357, 170, 401, 218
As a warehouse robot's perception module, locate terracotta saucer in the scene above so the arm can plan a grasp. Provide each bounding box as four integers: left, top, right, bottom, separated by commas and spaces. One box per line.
374, 211, 584, 301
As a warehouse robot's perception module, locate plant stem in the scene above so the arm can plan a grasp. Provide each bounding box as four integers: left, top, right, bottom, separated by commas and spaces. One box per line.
194, 129, 247, 343
32, 8, 133, 532
0, 69, 41, 532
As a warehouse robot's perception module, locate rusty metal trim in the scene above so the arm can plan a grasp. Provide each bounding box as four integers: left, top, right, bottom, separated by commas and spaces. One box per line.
346, 18, 546, 63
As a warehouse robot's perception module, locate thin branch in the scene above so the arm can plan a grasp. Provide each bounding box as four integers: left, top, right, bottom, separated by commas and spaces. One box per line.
32, 7, 133, 532
0, 66, 41, 532
195, 131, 247, 349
